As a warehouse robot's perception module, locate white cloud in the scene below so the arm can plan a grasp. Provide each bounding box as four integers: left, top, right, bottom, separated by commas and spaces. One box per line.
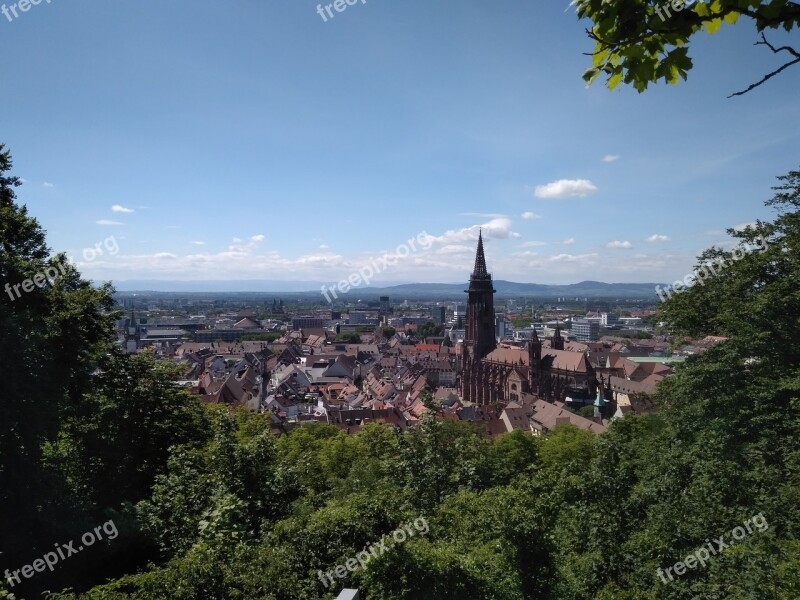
607, 240, 633, 249
704, 229, 724, 236
112, 204, 134, 213
422, 217, 521, 246
602, 155, 620, 162
96, 219, 123, 226
560, 237, 575, 245
319, 244, 329, 250
521, 211, 542, 220
534, 179, 597, 199
520, 240, 547, 247
549, 253, 600, 263
190, 241, 206, 246
228, 235, 266, 254
77, 222, 511, 283
43, 182, 54, 188
512, 250, 540, 257
733, 221, 757, 231
487, 249, 700, 283
74, 236, 716, 287
646, 234, 671, 242
294, 253, 348, 266
438, 244, 473, 255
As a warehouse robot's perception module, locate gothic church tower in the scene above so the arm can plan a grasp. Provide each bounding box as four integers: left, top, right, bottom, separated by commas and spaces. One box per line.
460, 231, 497, 404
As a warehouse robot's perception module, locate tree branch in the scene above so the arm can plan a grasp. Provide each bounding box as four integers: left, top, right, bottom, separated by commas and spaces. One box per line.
728, 33, 800, 97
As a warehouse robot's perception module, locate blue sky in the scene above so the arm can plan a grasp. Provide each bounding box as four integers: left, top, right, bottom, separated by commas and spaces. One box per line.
2, 0, 797, 286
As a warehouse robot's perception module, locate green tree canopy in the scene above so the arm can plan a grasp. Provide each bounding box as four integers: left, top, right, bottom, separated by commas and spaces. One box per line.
658, 167, 800, 350
576, 0, 800, 96
0, 144, 118, 554
417, 321, 444, 339
0, 146, 218, 598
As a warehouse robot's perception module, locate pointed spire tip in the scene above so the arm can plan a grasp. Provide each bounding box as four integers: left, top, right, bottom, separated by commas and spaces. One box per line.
471, 230, 488, 278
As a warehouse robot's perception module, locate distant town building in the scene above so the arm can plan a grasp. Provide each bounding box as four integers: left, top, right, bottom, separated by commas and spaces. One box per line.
316, 310, 341, 321
572, 319, 600, 341
601, 312, 619, 326
292, 316, 326, 331
430, 306, 446, 324
379, 296, 390, 312
495, 316, 510, 340
122, 312, 143, 353
619, 316, 643, 326
513, 327, 537, 342
348, 311, 367, 325
447, 327, 465, 343
388, 316, 431, 327
452, 303, 466, 319
194, 329, 243, 343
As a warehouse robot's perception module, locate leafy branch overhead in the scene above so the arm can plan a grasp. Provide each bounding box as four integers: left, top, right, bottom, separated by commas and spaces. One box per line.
575, 0, 800, 96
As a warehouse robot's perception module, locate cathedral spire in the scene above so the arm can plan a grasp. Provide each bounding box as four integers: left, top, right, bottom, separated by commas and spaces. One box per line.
471, 230, 489, 279
462, 228, 497, 405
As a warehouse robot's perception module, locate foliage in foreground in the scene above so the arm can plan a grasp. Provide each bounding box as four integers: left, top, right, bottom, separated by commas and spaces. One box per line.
576, 0, 800, 97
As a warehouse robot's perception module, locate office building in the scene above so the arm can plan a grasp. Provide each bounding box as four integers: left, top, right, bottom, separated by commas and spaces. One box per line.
292, 316, 326, 331
601, 312, 619, 326
571, 319, 600, 341
430, 306, 446, 324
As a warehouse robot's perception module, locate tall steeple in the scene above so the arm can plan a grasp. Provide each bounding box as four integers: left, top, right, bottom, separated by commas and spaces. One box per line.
461, 232, 497, 405
472, 229, 489, 279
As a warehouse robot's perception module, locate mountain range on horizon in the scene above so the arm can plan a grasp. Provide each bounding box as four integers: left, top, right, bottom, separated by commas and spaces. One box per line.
109, 278, 662, 299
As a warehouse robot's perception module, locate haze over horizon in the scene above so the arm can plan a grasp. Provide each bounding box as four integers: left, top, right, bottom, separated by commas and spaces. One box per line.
108, 277, 665, 295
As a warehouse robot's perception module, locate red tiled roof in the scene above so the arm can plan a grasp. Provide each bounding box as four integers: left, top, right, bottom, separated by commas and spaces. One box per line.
531, 400, 607, 434
543, 349, 591, 372
484, 347, 528, 365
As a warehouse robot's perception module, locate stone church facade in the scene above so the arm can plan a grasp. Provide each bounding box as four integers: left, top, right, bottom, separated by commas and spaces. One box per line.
459, 234, 597, 406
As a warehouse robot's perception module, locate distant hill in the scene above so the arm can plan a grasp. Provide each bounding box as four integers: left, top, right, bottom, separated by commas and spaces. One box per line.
111, 279, 662, 299
111, 279, 330, 293
364, 280, 660, 299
